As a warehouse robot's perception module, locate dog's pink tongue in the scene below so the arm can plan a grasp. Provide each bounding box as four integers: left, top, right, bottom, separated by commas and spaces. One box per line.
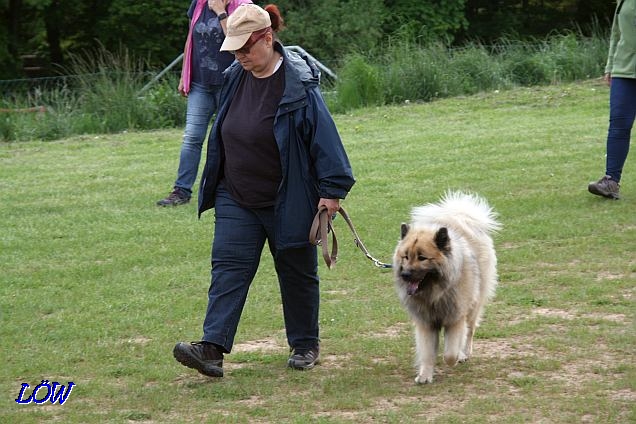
407, 281, 419, 295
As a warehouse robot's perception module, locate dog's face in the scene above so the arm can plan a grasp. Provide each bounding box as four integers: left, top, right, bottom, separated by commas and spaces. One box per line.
394, 224, 451, 295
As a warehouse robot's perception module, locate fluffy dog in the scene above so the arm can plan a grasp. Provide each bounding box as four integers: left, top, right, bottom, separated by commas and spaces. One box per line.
393, 191, 500, 384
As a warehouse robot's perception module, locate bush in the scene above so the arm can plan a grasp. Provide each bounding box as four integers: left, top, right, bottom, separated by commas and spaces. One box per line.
545, 31, 607, 82
449, 44, 509, 94
502, 48, 554, 86
142, 75, 185, 129
334, 54, 384, 113
382, 42, 449, 103
0, 46, 186, 142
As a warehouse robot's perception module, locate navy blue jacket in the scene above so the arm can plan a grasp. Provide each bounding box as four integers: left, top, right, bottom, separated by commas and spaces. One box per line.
198, 42, 355, 250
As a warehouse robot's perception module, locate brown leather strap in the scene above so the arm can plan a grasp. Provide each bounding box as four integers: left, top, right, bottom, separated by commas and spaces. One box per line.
337, 207, 393, 268
309, 206, 392, 269
309, 206, 338, 269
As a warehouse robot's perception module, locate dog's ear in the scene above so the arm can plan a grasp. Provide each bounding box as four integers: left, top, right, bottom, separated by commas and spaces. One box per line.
400, 223, 410, 239
434, 227, 451, 252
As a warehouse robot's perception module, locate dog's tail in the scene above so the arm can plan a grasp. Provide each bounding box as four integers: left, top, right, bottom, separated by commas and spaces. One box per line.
411, 191, 502, 236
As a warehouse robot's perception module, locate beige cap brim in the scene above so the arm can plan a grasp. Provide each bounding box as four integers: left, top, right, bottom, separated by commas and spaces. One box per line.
220, 32, 253, 52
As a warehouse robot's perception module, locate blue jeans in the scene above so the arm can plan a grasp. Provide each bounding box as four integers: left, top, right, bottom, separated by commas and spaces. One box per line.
606, 77, 636, 183
174, 83, 221, 194
202, 184, 320, 353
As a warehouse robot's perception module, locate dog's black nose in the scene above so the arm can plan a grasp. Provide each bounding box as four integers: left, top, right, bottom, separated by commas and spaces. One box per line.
401, 271, 412, 280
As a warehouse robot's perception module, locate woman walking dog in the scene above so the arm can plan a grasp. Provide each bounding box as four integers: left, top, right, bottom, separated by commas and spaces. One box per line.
173, 4, 355, 377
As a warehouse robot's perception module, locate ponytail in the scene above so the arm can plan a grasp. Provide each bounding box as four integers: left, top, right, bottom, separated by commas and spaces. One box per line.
264, 4, 285, 32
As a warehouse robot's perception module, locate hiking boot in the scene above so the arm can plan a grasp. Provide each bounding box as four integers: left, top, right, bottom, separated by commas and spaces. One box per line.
287, 345, 320, 370
156, 188, 191, 206
588, 175, 620, 199
173, 341, 224, 377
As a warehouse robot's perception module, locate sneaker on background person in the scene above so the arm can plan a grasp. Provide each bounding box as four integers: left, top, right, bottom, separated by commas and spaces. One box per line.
588, 175, 620, 200
156, 187, 191, 206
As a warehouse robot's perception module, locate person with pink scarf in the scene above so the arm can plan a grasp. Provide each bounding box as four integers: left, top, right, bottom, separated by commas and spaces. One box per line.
157, 0, 251, 207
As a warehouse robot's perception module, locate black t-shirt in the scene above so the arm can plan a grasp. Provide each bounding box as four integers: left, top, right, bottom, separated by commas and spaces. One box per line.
221, 65, 285, 208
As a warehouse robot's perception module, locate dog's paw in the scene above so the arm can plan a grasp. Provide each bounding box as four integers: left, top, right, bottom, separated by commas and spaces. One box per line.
415, 374, 434, 384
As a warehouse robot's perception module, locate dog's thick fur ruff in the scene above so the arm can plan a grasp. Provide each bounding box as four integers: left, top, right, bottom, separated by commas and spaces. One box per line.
393, 191, 500, 384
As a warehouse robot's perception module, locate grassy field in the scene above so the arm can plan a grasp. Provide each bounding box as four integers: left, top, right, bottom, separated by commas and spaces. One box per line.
1, 80, 634, 423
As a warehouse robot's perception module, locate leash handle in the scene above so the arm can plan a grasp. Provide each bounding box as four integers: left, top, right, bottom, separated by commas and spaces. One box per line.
309, 205, 338, 269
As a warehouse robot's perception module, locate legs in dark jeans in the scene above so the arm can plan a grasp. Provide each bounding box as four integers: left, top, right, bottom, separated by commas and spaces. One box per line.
605, 77, 636, 183
202, 184, 319, 353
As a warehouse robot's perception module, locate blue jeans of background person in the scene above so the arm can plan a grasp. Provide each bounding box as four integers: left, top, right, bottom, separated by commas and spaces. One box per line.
202, 183, 320, 353
174, 82, 221, 195
606, 77, 636, 183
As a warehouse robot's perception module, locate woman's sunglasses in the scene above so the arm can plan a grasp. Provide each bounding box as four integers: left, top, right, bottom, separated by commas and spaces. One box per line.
232, 32, 269, 55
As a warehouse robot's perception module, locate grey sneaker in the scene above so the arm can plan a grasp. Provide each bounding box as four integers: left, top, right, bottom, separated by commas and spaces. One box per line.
288, 346, 320, 370
588, 175, 620, 199
173, 341, 223, 377
157, 188, 191, 206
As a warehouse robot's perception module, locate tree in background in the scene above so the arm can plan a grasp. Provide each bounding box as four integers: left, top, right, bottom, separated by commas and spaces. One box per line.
1, 0, 113, 78
274, 0, 386, 66
1, 0, 185, 78
99, 0, 186, 67
461, 0, 613, 42
0, 0, 618, 79
384, 0, 467, 42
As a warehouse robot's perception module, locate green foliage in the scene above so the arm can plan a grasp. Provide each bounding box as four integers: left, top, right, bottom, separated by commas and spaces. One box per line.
1, 0, 616, 79
100, 0, 187, 67
141, 76, 186, 129
384, 0, 468, 41
546, 32, 609, 81
0, 27, 18, 79
0, 46, 185, 142
0, 86, 82, 141
450, 44, 507, 94
499, 39, 554, 86
332, 29, 607, 112
332, 54, 384, 113
381, 42, 450, 102
461, 0, 614, 42
500, 30, 609, 86
275, 0, 386, 66
66, 46, 162, 133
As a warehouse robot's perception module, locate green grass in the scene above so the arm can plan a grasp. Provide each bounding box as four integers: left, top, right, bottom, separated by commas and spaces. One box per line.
1, 80, 634, 423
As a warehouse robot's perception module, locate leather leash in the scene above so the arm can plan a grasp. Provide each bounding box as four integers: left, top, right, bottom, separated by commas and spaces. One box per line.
309, 206, 393, 270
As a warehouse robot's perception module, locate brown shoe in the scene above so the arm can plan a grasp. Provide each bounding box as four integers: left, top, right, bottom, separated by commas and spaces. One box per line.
173, 341, 223, 377
157, 188, 191, 206
588, 175, 620, 199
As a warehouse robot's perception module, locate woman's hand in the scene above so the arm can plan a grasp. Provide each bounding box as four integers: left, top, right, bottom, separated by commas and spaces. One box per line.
318, 198, 340, 218
208, 0, 228, 14
178, 77, 187, 97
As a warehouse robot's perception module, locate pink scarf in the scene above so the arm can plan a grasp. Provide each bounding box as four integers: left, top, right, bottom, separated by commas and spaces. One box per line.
182, 0, 252, 95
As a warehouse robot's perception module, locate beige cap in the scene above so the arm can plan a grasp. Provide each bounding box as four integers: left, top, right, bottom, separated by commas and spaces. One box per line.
220, 4, 271, 52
